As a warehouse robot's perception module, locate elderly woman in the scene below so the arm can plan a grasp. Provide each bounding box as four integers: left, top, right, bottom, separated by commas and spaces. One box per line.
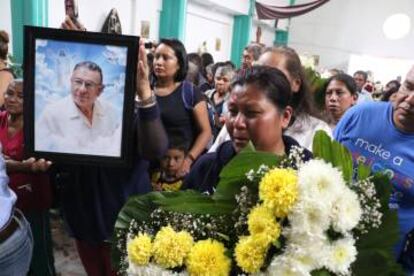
205, 65, 236, 138
324, 73, 358, 129
184, 66, 312, 193
0, 80, 55, 275
0, 30, 14, 107
151, 39, 211, 176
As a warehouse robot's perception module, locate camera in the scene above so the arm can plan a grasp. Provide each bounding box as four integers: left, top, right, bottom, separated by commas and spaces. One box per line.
144, 42, 153, 49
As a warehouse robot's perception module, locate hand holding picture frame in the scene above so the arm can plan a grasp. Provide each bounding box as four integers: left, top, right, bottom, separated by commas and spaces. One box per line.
23, 26, 139, 166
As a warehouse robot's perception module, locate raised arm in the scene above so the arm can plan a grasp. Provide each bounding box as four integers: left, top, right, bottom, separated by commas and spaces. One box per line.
135, 41, 168, 160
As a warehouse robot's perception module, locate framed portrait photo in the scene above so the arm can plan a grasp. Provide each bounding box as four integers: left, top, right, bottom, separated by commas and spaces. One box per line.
23, 26, 139, 166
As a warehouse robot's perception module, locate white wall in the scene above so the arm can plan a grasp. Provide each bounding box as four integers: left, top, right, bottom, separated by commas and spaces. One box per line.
0, 0, 13, 55
135, 0, 162, 41
185, 2, 234, 62
289, 0, 414, 75
48, 0, 162, 39
190, 0, 249, 16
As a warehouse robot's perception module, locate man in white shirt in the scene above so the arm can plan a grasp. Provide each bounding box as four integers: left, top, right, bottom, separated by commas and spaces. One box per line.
36, 61, 121, 156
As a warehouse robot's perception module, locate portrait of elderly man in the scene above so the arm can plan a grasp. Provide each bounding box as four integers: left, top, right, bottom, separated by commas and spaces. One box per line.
35, 61, 121, 156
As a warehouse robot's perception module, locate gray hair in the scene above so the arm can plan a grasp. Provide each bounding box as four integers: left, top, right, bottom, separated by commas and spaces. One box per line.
215, 65, 235, 80
73, 61, 103, 84
245, 43, 264, 61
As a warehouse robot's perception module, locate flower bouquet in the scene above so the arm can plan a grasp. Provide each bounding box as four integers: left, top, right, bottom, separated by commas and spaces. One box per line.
113, 131, 403, 275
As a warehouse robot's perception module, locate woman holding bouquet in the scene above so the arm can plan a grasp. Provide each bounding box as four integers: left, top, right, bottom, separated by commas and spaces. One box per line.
184, 66, 312, 193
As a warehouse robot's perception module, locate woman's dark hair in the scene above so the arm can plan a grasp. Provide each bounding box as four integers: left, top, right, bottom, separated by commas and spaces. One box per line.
201, 52, 214, 68
245, 65, 292, 112
262, 47, 316, 118
224, 60, 236, 70
187, 53, 202, 69
382, 80, 401, 102
159, 38, 188, 82
0, 30, 10, 60
323, 73, 357, 96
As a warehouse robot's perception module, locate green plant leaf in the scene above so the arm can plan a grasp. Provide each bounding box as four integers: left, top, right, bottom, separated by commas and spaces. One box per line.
312, 130, 353, 183
213, 148, 281, 202
352, 174, 404, 275
311, 269, 332, 276
357, 162, 372, 181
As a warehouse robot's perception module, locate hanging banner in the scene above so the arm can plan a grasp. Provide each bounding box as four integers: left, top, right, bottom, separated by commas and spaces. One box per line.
255, 0, 330, 20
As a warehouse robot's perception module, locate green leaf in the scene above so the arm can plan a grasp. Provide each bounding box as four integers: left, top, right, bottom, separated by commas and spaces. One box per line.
213, 148, 281, 202
311, 269, 332, 276
352, 174, 404, 275
312, 130, 353, 183
357, 162, 372, 181
352, 249, 404, 276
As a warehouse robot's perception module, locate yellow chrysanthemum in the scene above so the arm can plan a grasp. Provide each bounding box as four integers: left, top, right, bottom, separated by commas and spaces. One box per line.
259, 168, 298, 218
247, 205, 281, 244
152, 226, 194, 268
186, 239, 231, 276
127, 233, 152, 266
234, 235, 269, 274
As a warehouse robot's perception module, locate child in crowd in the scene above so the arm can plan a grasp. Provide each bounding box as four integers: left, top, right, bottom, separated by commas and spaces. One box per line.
152, 137, 188, 192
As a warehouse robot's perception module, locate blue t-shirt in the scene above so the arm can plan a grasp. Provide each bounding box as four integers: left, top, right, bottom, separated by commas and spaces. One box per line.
334, 102, 414, 256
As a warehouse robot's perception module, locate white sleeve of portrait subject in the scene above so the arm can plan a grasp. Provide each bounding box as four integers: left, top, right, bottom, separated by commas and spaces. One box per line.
35, 107, 60, 150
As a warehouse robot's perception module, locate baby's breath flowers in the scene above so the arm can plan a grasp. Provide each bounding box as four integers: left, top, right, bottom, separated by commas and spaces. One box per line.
351, 177, 383, 234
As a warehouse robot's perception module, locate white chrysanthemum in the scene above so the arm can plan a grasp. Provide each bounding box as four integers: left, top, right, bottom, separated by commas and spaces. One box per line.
288, 199, 331, 236
281, 242, 327, 271
331, 188, 362, 233
266, 254, 311, 276
128, 262, 188, 276
324, 237, 357, 275
298, 159, 346, 204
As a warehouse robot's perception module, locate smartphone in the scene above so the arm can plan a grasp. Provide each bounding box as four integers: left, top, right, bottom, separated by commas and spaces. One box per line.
65, 0, 79, 21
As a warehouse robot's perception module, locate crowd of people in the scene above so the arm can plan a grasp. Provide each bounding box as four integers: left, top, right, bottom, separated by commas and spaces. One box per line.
0, 14, 413, 275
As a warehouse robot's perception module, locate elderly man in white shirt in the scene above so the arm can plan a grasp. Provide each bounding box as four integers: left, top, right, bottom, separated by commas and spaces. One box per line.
36, 61, 120, 156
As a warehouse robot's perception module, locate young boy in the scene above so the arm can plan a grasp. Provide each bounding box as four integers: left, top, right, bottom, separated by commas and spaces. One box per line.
151, 137, 188, 192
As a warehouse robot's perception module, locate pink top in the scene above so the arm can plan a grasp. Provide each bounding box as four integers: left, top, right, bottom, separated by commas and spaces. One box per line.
0, 111, 52, 212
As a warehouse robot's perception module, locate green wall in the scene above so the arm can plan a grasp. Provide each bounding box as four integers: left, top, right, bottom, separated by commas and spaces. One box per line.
159, 0, 187, 41
230, 0, 254, 68
11, 0, 49, 64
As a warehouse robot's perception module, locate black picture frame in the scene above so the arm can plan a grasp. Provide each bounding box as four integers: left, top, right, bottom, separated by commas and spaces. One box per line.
23, 26, 139, 166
